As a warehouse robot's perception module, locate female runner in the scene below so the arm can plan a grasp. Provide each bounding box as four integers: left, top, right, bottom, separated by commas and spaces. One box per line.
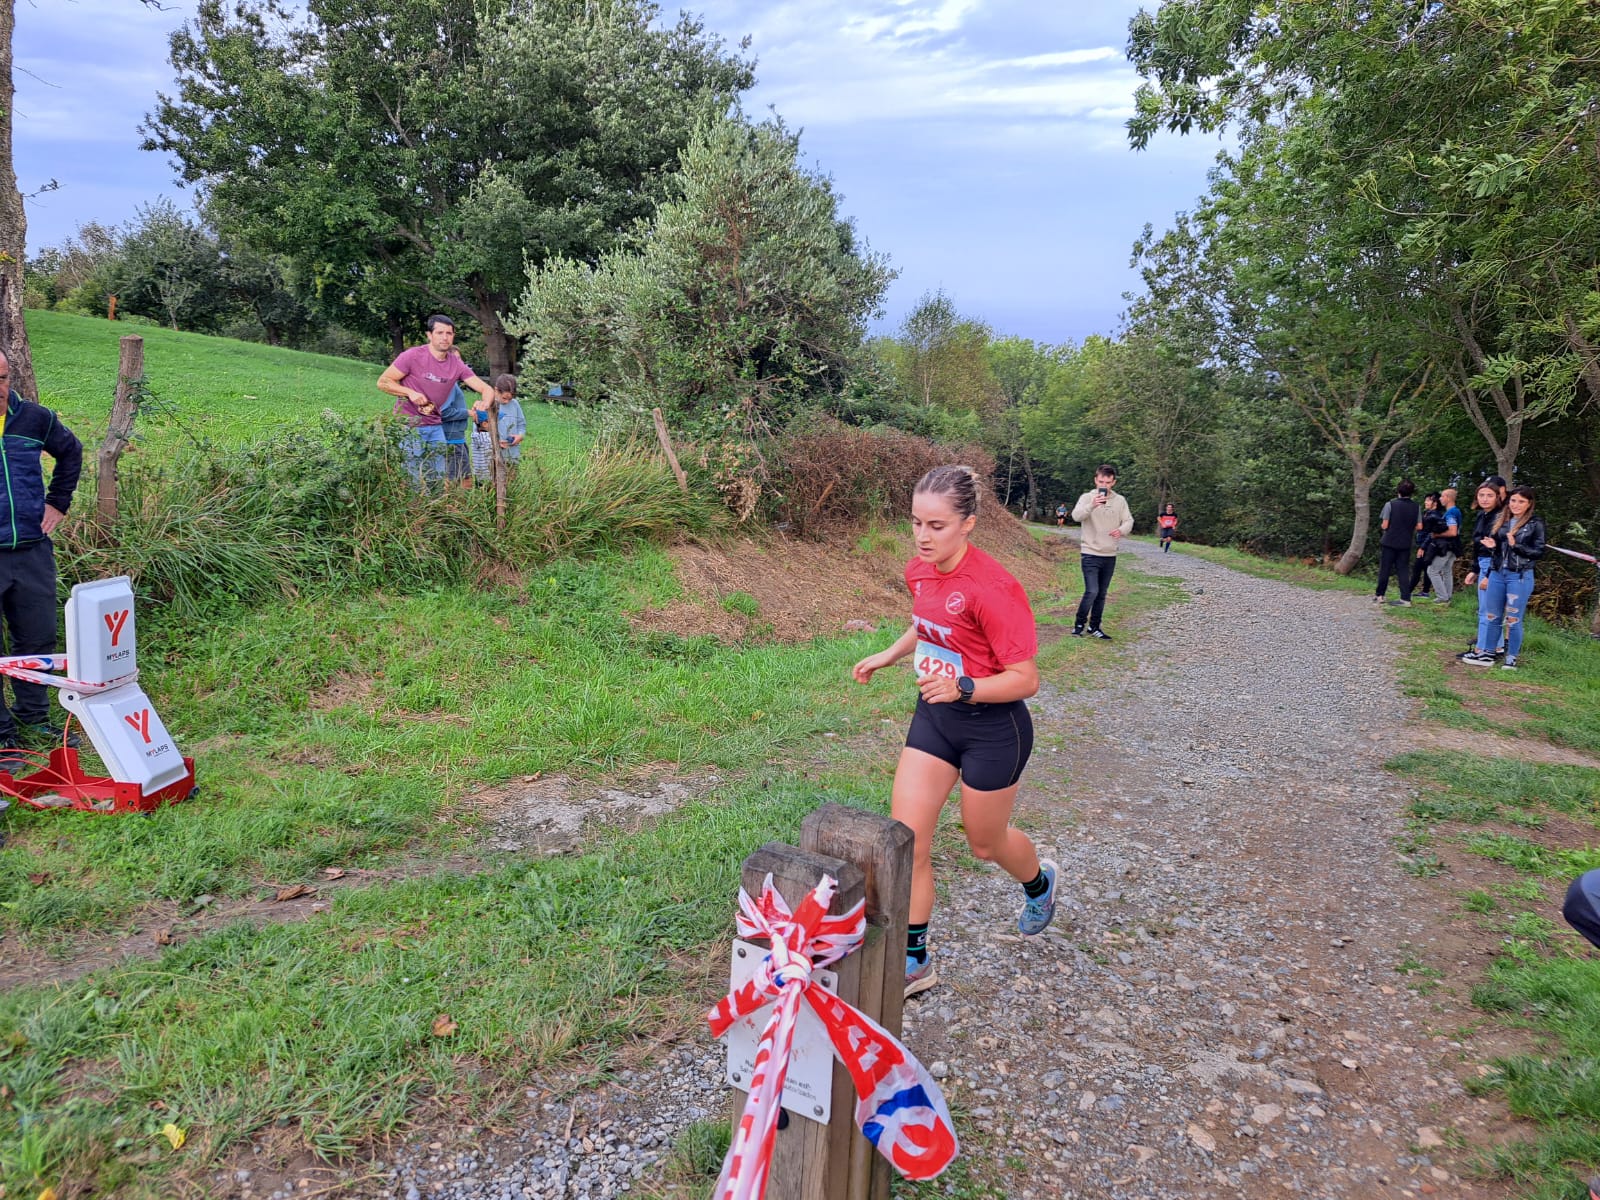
852, 465, 1058, 998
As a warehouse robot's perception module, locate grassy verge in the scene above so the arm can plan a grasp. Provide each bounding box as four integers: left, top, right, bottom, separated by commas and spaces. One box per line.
0, 540, 1180, 1199
1161, 539, 1374, 593
27, 308, 585, 461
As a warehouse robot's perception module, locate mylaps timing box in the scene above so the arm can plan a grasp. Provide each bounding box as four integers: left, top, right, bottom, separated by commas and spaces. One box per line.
61, 576, 188, 795
64, 576, 137, 685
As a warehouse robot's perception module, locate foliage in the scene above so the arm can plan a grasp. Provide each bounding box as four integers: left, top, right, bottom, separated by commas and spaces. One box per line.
512, 117, 894, 515
144, 0, 755, 376
771, 414, 994, 537
54, 412, 714, 619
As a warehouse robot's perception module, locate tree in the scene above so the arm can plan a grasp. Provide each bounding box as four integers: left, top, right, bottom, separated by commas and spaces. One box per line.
111, 199, 224, 330
887, 289, 999, 417
1127, 0, 1600, 477
0, 0, 34, 399
986, 337, 1066, 517
144, 0, 754, 378
511, 117, 894, 512
1134, 120, 1449, 572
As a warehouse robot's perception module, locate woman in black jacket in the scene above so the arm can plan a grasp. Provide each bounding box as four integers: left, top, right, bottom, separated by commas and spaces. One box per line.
1463, 486, 1545, 670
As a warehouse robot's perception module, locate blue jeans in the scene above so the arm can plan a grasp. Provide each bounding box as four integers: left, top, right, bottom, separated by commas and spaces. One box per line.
1478, 568, 1533, 660
402, 425, 447, 489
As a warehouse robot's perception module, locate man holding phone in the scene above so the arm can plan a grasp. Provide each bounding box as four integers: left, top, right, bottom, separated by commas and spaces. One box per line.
1070, 464, 1134, 639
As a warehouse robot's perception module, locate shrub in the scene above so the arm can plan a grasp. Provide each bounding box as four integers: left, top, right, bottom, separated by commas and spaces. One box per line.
772, 415, 996, 537
56, 415, 718, 619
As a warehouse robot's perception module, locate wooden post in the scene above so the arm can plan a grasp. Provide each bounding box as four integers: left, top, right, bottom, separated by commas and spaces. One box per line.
486, 396, 507, 529
107, 295, 117, 321
800, 805, 914, 1200
735, 842, 867, 1200
651, 406, 688, 494
727, 808, 913, 1200
95, 334, 143, 531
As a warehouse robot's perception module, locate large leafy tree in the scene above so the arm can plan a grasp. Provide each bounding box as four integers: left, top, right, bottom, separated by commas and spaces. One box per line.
1135, 120, 1449, 572
511, 117, 893, 512
144, 0, 753, 377
1128, 0, 1600, 478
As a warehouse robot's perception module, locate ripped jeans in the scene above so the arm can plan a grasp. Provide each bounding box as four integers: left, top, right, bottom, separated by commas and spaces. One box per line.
1478, 568, 1533, 660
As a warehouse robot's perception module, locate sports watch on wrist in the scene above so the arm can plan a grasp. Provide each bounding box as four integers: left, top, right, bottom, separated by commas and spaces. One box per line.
957, 675, 976, 703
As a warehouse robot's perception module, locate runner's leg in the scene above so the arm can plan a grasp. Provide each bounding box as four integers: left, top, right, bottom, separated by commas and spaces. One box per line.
891, 746, 961, 925
957, 779, 1039, 883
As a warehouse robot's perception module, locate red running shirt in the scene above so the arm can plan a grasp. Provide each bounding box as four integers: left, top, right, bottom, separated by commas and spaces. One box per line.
1159, 515, 1178, 531
905, 544, 1038, 682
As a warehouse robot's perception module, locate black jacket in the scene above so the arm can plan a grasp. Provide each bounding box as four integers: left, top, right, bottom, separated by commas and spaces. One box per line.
1380, 496, 1421, 550
0, 390, 82, 549
1491, 514, 1546, 574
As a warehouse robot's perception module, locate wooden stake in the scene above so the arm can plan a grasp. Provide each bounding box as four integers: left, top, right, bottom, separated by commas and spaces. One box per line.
95, 334, 143, 532
651, 407, 688, 494
486, 397, 507, 528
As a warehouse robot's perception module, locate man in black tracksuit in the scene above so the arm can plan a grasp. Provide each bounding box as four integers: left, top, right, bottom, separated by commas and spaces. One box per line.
1373, 479, 1422, 606
0, 352, 83, 765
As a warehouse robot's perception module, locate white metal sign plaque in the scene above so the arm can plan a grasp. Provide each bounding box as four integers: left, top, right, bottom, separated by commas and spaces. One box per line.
723, 939, 839, 1125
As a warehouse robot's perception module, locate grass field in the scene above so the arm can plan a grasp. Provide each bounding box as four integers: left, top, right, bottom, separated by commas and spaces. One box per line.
25, 309, 586, 462
1, 317, 1192, 1198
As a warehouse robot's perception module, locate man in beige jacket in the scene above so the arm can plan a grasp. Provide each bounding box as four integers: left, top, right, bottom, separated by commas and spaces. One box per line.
1070, 464, 1135, 639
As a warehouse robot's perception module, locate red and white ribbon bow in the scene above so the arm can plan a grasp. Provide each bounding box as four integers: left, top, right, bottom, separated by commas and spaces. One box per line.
707, 873, 959, 1200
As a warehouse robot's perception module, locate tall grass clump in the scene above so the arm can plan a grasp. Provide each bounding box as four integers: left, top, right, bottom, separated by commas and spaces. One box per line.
55, 414, 719, 617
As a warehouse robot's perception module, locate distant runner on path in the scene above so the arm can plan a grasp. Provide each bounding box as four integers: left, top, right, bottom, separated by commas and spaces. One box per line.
1158, 503, 1178, 552
851, 465, 1058, 1000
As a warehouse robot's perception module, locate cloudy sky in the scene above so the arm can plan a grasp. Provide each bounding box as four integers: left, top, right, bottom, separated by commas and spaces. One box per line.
12, 0, 1222, 343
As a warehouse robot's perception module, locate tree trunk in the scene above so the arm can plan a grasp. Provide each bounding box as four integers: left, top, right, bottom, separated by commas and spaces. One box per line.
1334, 467, 1373, 575
0, 0, 36, 400
387, 313, 407, 359
1021, 447, 1038, 522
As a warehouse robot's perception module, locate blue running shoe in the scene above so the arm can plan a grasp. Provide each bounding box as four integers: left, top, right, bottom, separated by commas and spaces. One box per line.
1018, 859, 1059, 935
904, 954, 938, 998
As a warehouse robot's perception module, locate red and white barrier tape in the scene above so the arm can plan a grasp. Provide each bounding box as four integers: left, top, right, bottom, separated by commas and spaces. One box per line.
707, 873, 958, 1200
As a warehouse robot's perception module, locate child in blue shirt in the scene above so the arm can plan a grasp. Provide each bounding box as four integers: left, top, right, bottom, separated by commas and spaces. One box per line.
472, 374, 528, 483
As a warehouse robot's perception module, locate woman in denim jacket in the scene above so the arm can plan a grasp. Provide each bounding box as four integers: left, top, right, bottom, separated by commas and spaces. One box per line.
1463, 486, 1544, 671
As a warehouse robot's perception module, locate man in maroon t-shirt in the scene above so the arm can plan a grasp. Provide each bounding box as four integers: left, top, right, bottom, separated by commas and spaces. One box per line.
377, 315, 498, 488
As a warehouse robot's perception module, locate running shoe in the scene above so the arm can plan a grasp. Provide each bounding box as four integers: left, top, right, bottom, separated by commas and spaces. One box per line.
905, 954, 938, 998
1461, 651, 1496, 667
1388, 599, 1413, 607
1088, 628, 1112, 641
1070, 625, 1085, 637
1018, 859, 1059, 935
0, 748, 30, 776
1501, 656, 1519, 671
17, 721, 82, 750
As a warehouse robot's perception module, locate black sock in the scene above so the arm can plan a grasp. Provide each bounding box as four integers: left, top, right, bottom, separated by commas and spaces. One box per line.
1022, 870, 1050, 899
907, 922, 929, 964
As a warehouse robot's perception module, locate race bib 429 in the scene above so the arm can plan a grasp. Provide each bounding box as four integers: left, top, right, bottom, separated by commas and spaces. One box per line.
914, 640, 964, 681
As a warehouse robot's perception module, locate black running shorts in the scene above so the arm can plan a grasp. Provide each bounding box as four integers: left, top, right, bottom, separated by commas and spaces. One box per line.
905, 697, 1034, 792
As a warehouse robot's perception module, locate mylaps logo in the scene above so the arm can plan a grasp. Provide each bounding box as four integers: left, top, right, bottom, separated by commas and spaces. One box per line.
103, 609, 130, 647
124, 709, 153, 744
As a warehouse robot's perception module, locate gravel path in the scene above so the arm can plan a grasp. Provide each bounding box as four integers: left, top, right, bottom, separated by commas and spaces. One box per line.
246, 537, 1514, 1200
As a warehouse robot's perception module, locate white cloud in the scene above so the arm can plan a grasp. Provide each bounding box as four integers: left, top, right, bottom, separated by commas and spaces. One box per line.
995, 47, 1123, 69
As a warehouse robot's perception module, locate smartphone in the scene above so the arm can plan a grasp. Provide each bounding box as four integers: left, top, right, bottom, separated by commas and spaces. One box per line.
1097, 487, 1108, 497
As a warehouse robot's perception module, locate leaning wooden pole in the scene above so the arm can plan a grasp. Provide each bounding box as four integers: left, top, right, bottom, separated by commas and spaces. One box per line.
487, 397, 507, 529
651, 406, 689, 494
96, 335, 144, 532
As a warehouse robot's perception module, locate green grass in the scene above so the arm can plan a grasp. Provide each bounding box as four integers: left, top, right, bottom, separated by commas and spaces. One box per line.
1163, 540, 1373, 593
26, 309, 585, 463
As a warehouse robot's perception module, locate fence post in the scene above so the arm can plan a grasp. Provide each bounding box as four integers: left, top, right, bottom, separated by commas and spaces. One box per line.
95, 334, 143, 532
800, 805, 913, 1200
726, 808, 914, 1200
651, 406, 689, 494
733, 842, 865, 1200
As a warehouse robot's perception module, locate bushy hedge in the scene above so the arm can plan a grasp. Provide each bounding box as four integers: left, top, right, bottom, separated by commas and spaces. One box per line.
57, 414, 718, 619
772, 415, 996, 537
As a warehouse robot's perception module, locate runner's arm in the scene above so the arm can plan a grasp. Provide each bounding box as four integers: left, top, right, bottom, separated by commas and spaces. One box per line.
852, 624, 918, 684
918, 658, 1039, 705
